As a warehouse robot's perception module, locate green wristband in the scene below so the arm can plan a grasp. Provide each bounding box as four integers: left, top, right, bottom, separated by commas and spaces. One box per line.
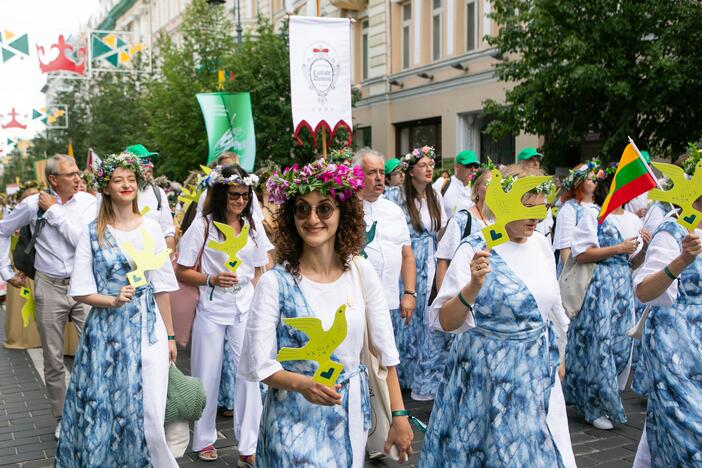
663, 266, 678, 280
457, 291, 473, 310
167, 335, 176, 341
391, 410, 410, 417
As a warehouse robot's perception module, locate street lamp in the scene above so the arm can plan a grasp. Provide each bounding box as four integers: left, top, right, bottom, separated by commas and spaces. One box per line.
206, 0, 243, 45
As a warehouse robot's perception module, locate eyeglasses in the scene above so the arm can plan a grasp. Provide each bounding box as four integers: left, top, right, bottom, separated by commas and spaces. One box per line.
53, 171, 81, 178
227, 191, 250, 201
294, 201, 338, 220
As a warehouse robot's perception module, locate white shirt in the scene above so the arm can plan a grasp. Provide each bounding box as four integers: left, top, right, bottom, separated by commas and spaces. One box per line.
644, 202, 675, 234
0, 191, 97, 280
362, 197, 411, 309
552, 201, 596, 250
69, 218, 178, 296
432, 177, 448, 193
536, 207, 554, 240
572, 208, 643, 258
441, 175, 474, 218
435, 211, 486, 261
138, 185, 176, 238
196, 188, 264, 223
177, 215, 272, 324
634, 223, 701, 307
625, 192, 649, 216
429, 232, 569, 355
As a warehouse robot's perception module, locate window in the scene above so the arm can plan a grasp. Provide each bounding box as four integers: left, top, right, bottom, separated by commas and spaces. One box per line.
361, 19, 369, 80
353, 126, 372, 150
402, 3, 411, 69
480, 117, 515, 165
432, 0, 442, 61
395, 118, 442, 158
466, 0, 477, 51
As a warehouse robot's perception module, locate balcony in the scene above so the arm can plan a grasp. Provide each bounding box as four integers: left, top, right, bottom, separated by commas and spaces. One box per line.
329, 0, 367, 11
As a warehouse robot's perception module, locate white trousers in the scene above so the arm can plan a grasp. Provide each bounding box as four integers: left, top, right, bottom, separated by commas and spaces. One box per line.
141, 300, 178, 468
633, 424, 652, 468
191, 313, 262, 455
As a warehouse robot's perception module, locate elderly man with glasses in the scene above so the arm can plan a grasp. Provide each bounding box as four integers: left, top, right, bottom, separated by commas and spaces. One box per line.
0, 154, 96, 440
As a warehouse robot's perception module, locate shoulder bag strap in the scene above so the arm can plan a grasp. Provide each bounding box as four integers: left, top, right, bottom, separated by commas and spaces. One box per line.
24, 208, 46, 255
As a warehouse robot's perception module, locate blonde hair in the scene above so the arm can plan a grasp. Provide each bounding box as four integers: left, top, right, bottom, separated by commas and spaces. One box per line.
471, 170, 492, 204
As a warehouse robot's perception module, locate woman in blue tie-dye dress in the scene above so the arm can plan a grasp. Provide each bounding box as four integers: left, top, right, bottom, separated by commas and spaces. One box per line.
421, 164, 576, 467
240, 159, 413, 467
632, 189, 702, 466
56, 153, 179, 467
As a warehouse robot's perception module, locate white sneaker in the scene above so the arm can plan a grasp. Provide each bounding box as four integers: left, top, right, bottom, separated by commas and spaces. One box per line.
54, 422, 61, 440
591, 416, 614, 430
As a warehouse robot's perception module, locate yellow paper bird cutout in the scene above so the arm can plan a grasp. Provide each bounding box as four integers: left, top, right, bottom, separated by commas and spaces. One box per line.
122, 227, 172, 287
481, 169, 551, 249
200, 165, 212, 175
19, 287, 35, 328
648, 161, 702, 232
177, 185, 203, 208
277, 304, 348, 386
140, 206, 151, 216
207, 221, 249, 272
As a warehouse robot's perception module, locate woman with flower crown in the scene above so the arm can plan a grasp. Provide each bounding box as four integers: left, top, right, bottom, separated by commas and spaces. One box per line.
562, 171, 650, 431
421, 164, 575, 467
175, 165, 272, 465
384, 146, 448, 400
56, 153, 179, 467
239, 159, 413, 467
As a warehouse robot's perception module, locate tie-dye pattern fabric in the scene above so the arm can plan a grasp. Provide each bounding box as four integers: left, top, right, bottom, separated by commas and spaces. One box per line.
420, 235, 563, 467
217, 339, 235, 410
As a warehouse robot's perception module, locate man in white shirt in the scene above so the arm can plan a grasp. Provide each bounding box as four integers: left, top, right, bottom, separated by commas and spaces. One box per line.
439, 150, 480, 218
124, 144, 177, 252
354, 149, 417, 325
0, 154, 96, 437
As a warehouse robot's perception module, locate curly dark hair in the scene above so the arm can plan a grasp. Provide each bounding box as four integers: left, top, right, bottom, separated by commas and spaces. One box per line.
274, 194, 364, 277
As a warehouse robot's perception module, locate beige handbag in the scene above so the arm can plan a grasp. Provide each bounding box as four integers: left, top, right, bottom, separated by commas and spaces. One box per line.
558, 255, 596, 319
352, 258, 400, 461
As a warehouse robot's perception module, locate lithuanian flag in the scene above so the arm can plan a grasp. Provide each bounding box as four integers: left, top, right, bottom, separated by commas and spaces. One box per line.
598, 143, 657, 224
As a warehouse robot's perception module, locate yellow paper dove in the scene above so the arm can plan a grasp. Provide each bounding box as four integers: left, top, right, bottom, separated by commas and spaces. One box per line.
481, 169, 551, 249
19, 287, 36, 328
648, 161, 702, 232
122, 227, 172, 287
207, 221, 249, 272
277, 304, 348, 386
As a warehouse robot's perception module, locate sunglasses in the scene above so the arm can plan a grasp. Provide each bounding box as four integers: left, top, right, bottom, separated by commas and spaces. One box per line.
227, 191, 250, 201
294, 201, 338, 220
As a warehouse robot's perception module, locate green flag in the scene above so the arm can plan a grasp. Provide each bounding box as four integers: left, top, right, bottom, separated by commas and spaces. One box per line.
196, 92, 256, 171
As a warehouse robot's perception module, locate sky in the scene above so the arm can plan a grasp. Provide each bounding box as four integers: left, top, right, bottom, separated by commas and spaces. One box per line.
0, 0, 100, 148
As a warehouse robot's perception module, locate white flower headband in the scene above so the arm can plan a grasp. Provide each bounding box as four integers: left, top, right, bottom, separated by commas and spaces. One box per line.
205, 165, 259, 187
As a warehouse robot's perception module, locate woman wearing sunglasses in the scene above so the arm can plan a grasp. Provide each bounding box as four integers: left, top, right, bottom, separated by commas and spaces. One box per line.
385, 146, 448, 400
240, 159, 413, 466
175, 165, 273, 465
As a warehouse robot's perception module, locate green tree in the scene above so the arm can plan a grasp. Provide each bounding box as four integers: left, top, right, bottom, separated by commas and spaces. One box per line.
483, 0, 702, 168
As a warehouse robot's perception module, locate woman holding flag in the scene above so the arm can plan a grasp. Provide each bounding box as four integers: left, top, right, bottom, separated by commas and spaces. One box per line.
563, 144, 655, 430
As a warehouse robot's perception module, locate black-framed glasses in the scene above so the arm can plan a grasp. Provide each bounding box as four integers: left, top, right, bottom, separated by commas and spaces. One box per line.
227, 191, 250, 201
294, 201, 338, 220
53, 171, 81, 178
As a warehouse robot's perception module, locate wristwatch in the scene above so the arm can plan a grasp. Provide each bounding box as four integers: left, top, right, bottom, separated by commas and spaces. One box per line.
403, 290, 417, 297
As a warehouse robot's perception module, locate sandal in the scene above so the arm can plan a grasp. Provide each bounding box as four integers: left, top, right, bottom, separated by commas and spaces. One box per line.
238, 454, 256, 467
198, 445, 218, 462
218, 407, 234, 418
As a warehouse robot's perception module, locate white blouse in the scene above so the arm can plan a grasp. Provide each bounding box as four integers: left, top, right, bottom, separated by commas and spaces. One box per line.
571, 208, 643, 258
553, 201, 596, 250
435, 211, 487, 261
69, 218, 179, 296
634, 223, 702, 307
177, 215, 273, 324
429, 232, 570, 356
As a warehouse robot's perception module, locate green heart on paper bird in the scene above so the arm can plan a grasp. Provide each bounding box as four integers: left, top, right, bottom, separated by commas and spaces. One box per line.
207, 221, 249, 273
360, 221, 377, 259
647, 160, 702, 232
122, 227, 172, 288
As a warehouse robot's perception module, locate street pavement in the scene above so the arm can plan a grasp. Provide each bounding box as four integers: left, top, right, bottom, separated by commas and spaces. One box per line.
0, 305, 645, 467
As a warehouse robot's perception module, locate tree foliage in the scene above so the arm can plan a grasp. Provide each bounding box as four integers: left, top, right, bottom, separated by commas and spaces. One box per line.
484, 0, 702, 167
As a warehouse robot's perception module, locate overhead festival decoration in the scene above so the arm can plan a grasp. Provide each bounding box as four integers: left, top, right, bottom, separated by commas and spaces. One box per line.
0, 29, 30, 63
32, 104, 68, 129
288, 16, 352, 146
89, 30, 147, 72
0, 107, 28, 130
196, 92, 256, 171
37, 34, 87, 77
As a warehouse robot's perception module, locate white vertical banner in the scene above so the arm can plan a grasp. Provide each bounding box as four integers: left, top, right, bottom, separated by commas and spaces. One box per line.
289, 16, 353, 145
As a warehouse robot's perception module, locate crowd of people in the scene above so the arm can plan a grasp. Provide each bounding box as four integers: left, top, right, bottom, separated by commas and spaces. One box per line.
0, 142, 700, 467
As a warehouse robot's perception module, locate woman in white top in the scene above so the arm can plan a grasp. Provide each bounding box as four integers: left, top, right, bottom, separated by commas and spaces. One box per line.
435, 165, 493, 290
175, 165, 271, 465
562, 172, 650, 430
56, 153, 178, 468
240, 159, 413, 467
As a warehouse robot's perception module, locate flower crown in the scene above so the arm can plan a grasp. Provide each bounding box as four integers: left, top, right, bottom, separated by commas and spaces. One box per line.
594, 162, 618, 181
491, 173, 556, 195
266, 159, 364, 205
682, 142, 702, 176
562, 159, 603, 191
468, 158, 496, 183
95, 152, 146, 190
401, 146, 436, 166
329, 147, 354, 165
203, 165, 259, 188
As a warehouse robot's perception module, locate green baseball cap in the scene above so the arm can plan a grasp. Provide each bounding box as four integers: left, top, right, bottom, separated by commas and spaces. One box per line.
384, 158, 402, 175
517, 147, 543, 161
640, 151, 651, 163
455, 150, 479, 166
125, 144, 158, 159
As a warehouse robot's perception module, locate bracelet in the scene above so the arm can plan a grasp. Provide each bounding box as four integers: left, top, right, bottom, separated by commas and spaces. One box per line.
663, 266, 678, 281
391, 410, 410, 417
206, 274, 212, 287
167, 335, 176, 341
457, 290, 473, 310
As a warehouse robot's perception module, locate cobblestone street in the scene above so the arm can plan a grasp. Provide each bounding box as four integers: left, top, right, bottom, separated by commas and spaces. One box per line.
0, 306, 645, 467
